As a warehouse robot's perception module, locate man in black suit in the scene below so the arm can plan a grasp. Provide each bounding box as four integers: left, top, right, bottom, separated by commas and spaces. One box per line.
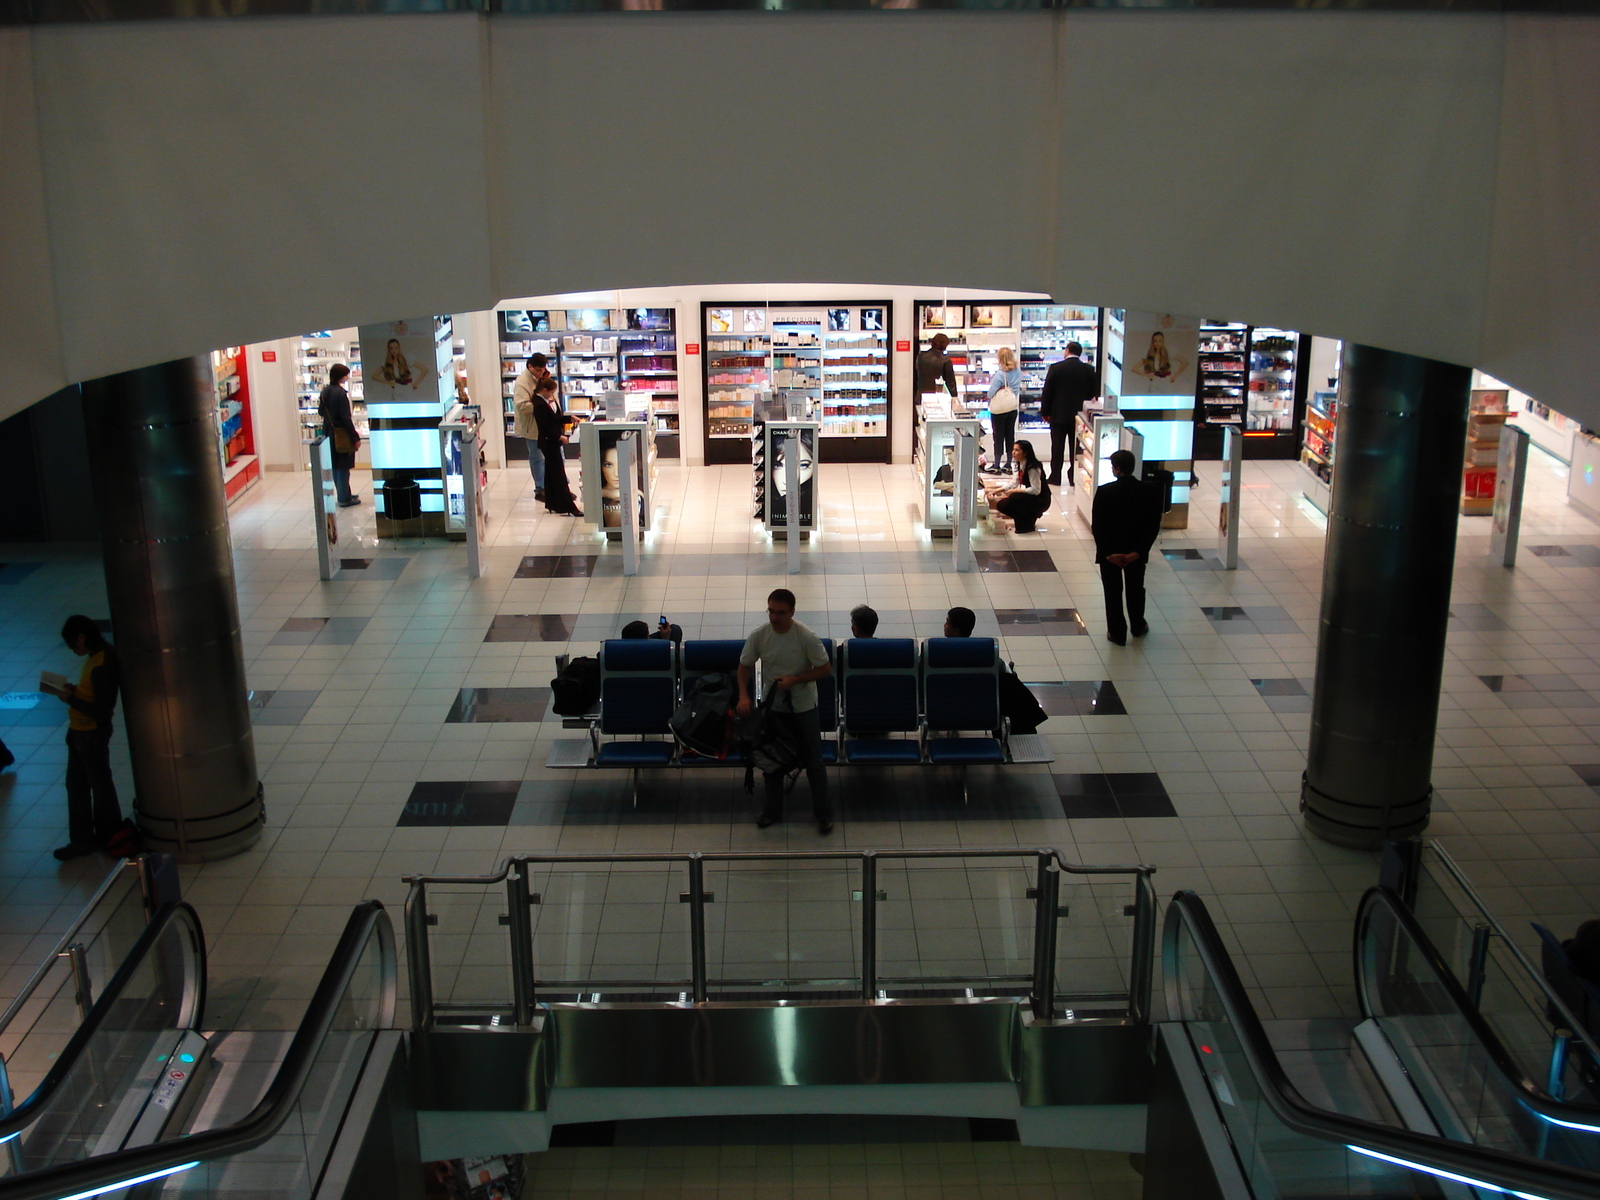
1091, 449, 1161, 646
1040, 342, 1098, 486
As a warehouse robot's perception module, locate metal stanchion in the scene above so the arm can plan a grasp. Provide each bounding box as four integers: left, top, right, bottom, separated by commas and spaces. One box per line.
308, 435, 336, 581
507, 863, 536, 1025
786, 431, 801, 575
1218, 426, 1242, 571
619, 432, 639, 577
1490, 424, 1529, 568
463, 427, 483, 580
954, 428, 976, 572
688, 854, 708, 1003
1030, 860, 1061, 1021
860, 853, 878, 1001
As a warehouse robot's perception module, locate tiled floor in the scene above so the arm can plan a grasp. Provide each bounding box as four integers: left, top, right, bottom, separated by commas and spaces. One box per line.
1, 446, 1598, 1053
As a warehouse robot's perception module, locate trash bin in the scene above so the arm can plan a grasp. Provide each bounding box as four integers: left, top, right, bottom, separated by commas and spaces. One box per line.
382, 478, 421, 522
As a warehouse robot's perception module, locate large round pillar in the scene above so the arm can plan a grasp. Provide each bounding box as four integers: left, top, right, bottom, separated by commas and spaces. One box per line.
80, 358, 264, 860
1301, 344, 1471, 849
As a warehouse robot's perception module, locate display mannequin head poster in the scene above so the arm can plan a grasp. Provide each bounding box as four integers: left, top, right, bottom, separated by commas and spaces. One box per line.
1122, 313, 1198, 395
768, 427, 816, 528
598, 428, 648, 529
359, 319, 438, 403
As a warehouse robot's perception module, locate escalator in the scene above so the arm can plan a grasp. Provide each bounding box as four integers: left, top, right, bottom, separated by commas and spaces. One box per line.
0, 884, 407, 1200
1150, 887, 1600, 1200
4, 863, 1600, 1200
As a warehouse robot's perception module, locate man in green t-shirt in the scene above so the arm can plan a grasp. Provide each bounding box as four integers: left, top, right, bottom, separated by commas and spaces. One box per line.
737, 588, 834, 834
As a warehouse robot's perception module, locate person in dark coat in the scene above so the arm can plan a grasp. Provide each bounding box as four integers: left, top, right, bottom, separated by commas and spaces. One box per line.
317, 363, 361, 507
533, 377, 582, 516
1040, 342, 1098, 486
915, 334, 960, 406
1091, 449, 1161, 645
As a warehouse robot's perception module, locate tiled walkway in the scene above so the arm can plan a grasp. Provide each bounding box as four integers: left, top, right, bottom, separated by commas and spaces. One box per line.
1, 447, 1597, 1044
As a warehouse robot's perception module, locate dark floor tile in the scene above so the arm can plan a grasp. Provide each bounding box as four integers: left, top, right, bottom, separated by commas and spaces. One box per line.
0, 563, 43, 584
1262, 695, 1314, 715
1115, 792, 1178, 818
484, 613, 578, 642
1054, 772, 1113, 796
1163, 548, 1206, 561
397, 780, 520, 826
1528, 545, 1571, 557
993, 609, 1038, 626
1571, 764, 1600, 788
1107, 772, 1165, 796
338, 558, 371, 570
1200, 606, 1250, 621
1009, 550, 1057, 573
1033, 681, 1125, 716
515, 555, 598, 579
279, 617, 329, 632
446, 687, 550, 723
1252, 678, 1307, 697
975, 551, 1020, 573
1482, 672, 1580, 693
1060, 793, 1122, 819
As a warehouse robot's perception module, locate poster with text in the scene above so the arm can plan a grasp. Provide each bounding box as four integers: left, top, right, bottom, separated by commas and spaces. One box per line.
1121, 312, 1199, 396
598, 427, 649, 529
767, 427, 816, 529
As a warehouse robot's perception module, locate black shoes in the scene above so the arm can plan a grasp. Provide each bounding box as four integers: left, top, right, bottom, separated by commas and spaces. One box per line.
53, 841, 97, 861
338, 497, 361, 508
0, 744, 13, 770
1107, 634, 1127, 646
757, 812, 780, 829
817, 817, 834, 836
534, 489, 546, 502
1046, 475, 1063, 487
1131, 623, 1150, 638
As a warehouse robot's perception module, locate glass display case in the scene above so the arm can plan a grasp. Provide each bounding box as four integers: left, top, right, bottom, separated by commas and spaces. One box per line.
702, 302, 891, 464
761, 421, 819, 535
1074, 406, 1124, 524
578, 419, 656, 534
914, 416, 984, 533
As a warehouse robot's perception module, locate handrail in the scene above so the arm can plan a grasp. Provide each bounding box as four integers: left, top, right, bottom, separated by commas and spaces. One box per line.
1354, 885, 1600, 1124
0, 900, 205, 1140
1423, 839, 1600, 1068
1164, 890, 1600, 1200
0, 901, 396, 1200
0, 858, 142, 1040
405, 848, 1156, 1028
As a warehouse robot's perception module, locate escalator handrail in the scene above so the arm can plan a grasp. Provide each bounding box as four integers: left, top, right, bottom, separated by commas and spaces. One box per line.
0, 900, 205, 1135
0, 899, 395, 1200
1354, 885, 1600, 1121
1163, 890, 1600, 1200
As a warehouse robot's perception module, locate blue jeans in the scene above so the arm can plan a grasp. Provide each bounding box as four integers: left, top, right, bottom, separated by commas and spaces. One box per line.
332, 467, 354, 505
526, 440, 545, 491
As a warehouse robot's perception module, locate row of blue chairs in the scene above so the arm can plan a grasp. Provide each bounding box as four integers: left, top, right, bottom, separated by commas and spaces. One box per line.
585, 637, 1013, 769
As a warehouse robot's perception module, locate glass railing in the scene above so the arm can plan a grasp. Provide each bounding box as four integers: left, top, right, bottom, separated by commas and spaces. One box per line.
0, 858, 159, 1123
1355, 886, 1600, 1172
1411, 840, 1600, 1105
0, 899, 205, 1180
1165, 889, 1600, 1200
0, 902, 395, 1200
403, 848, 1157, 1027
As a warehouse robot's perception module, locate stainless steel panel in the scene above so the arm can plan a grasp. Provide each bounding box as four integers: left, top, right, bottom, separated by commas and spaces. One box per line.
1015, 1016, 1152, 1106
545, 1000, 1019, 1090
410, 1027, 547, 1113
1302, 344, 1471, 849
79, 357, 264, 859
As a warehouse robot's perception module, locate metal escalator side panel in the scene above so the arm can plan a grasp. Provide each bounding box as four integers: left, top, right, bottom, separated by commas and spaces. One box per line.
1144, 1025, 1252, 1200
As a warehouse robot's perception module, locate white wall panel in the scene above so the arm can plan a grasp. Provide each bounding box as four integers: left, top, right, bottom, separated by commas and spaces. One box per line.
30, 14, 494, 382
2, 11, 1598, 436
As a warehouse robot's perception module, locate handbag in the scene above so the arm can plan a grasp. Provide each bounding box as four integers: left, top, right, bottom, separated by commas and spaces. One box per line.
331, 427, 356, 455
989, 378, 1020, 414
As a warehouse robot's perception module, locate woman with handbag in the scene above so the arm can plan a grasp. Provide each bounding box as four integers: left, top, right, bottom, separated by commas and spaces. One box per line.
986, 346, 1022, 475
318, 363, 361, 508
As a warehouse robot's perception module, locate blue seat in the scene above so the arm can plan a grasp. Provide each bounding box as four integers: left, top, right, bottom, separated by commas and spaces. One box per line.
923, 637, 1006, 766
593, 639, 677, 768
840, 638, 922, 764
680, 639, 744, 692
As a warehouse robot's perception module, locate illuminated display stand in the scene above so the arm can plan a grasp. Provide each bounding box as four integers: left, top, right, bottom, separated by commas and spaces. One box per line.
362, 315, 457, 538
762, 420, 820, 537
579, 418, 656, 536
915, 414, 985, 534
1094, 308, 1194, 528
701, 301, 892, 465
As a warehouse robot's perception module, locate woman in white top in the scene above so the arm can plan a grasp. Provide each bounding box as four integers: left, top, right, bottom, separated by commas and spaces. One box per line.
986, 439, 1051, 533
985, 347, 1022, 475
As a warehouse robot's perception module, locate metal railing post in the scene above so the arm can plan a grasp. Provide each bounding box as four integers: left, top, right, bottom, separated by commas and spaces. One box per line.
1548, 1028, 1573, 1101
1129, 870, 1157, 1024
1465, 923, 1491, 1009
404, 880, 434, 1032
62, 944, 92, 1021
860, 853, 878, 1001
688, 855, 708, 1003
507, 863, 536, 1026
1031, 865, 1060, 1021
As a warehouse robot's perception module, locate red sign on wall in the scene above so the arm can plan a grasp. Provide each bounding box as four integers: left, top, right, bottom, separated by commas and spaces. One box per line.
685, 344, 700, 355
895, 340, 911, 353
260, 350, 277, 362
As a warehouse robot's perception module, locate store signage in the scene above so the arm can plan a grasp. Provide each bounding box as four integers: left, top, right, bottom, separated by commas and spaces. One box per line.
260, 350, 277, 362
685, 343, 700, 355
896, 340, 911, 352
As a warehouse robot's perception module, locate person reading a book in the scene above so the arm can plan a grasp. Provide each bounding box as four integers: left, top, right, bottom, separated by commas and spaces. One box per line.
48, 615, 124, 861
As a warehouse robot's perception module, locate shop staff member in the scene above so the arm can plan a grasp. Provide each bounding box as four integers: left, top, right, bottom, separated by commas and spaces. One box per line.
318, 363, 361, 507
52, 615, 123, 860
1041, 341, 1098, 487
1091, 450, 1162, 646
513, 353, 553, 501
737, 588, 834, 835
915, 334, 960, 406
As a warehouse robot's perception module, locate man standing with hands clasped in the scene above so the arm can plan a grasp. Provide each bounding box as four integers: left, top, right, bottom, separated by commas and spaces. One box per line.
737, 589, 834, 834
1091, 450, 1162, 646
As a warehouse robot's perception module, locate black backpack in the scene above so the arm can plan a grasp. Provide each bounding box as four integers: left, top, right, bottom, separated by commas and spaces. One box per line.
736, 686, 809, 792
998, 661, 1049, 735
671, 672, 736, 759
549, 656, 601, 716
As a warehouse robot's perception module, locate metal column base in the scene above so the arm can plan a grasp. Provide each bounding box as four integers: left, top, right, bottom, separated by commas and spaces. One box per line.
136, 783, 265, 861
1300, 774, 1431, 850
